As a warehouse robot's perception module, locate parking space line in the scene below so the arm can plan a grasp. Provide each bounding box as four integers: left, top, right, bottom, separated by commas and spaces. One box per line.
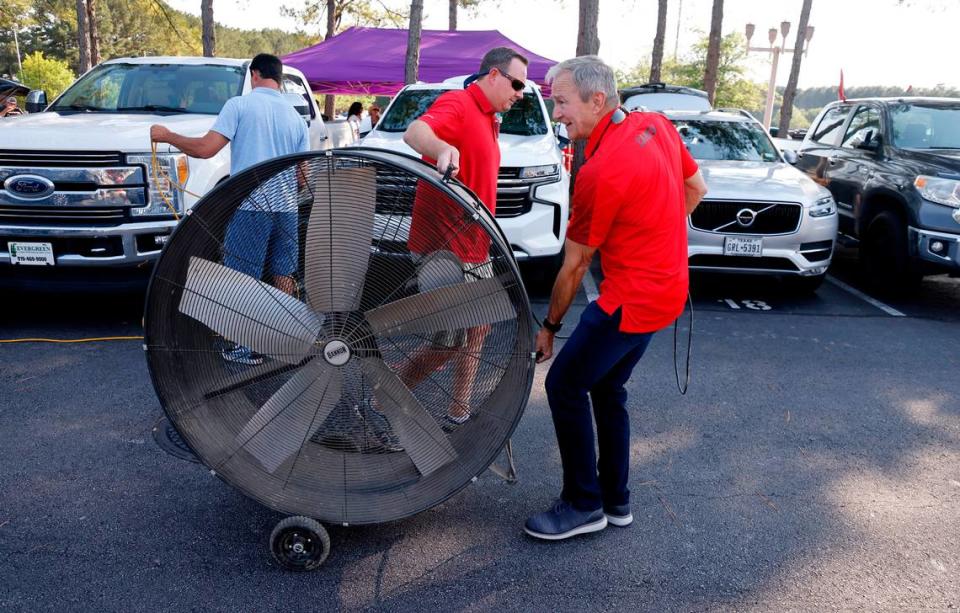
826, 275, 906, 317
582, 268, 600, 302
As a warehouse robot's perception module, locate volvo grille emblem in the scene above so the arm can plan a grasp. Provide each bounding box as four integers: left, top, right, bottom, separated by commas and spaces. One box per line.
4, 174, 55, 201
736, 208, 757, 227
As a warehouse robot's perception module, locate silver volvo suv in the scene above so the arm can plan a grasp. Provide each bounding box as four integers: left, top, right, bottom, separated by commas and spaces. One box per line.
668, 110, 839, 292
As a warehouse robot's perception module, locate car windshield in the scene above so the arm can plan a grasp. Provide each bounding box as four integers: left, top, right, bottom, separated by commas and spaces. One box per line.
378, 89, 548, 136
377, 90, 444, 132
500, 93, 548, 136
890, 103, 960, 149
672, 119, 781, 162
49, 63, 245, 114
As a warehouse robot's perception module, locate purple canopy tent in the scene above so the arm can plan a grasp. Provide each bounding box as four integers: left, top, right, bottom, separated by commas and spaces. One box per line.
282, 27, 558, 96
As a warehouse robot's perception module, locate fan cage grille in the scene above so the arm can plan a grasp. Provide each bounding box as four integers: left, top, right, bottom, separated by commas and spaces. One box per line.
145, 150, 536, 524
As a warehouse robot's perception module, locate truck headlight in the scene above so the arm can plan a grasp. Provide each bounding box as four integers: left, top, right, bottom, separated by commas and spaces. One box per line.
809, 195, 836, 218
126, 152, 190, 217
914, 175, 960, 208
519, 164, 559, 179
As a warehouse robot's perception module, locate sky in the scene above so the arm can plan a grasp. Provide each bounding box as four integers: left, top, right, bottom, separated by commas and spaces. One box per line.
164, 0, 960, 90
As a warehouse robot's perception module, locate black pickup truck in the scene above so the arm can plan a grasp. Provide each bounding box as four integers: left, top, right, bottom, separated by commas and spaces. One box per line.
794, 97, 960, 289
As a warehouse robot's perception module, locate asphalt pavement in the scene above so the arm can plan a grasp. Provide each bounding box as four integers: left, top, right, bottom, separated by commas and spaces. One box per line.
1, 255, 958, 611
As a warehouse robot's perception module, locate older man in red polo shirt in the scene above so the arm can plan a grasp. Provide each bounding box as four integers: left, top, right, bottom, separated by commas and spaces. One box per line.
525, 56, 708, 540
399, 47, 527, 425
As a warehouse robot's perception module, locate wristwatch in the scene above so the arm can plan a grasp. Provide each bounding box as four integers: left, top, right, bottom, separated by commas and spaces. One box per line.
541, 317, 563, 333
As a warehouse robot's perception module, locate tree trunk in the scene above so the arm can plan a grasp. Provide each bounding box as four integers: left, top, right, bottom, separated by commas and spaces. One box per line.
76, 0, 91, 73
777, 0, 813, 135
649, 0, 668, 82
323, 0, 336, 119
571, 0, 600, 189
404, 0, 424, 85
86, 0, 101, 66
575, 0, 600, 55
449, 0, 457, 30
702, 0, 724, 104
201, 0, 215, 57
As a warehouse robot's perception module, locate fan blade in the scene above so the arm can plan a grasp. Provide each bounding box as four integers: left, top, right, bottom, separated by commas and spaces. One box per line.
234, 360, 342, 474
304, 166, 378, 313
365, 276, 516, 338
360, 358, 457, 477
179, 257, 322, 365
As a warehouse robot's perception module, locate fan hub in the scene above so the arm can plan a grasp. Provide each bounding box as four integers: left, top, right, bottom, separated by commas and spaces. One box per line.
321, 339, 352, 367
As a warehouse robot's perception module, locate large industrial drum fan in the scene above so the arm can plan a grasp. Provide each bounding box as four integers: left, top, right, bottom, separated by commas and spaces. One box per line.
144, 148, 536, 570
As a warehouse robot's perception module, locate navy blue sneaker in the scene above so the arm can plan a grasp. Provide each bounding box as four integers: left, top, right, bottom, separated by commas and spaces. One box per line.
524, 499, 607, 540
604, 503, 633, 527
221, 343, 264, 365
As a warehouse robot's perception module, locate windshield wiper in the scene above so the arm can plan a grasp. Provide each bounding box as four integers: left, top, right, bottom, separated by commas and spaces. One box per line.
55, 103, 108, 112
117, 104, 189, 113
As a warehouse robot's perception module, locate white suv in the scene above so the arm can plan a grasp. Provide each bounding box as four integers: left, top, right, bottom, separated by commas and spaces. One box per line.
359, 77, 570, 267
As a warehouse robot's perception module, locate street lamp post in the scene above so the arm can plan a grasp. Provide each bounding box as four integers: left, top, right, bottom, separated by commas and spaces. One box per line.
745, 21, 814, 131
13, 23, 23, 77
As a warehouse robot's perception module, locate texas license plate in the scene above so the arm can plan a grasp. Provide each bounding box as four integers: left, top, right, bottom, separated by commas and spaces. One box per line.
723, 236, 763, 257
9, 242, 55, 265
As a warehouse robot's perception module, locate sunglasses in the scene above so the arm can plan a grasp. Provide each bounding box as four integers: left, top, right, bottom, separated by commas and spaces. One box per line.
498, 69, 526, 92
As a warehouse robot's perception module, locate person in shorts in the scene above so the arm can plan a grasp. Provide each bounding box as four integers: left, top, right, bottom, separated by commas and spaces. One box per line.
151, 53, 310, 365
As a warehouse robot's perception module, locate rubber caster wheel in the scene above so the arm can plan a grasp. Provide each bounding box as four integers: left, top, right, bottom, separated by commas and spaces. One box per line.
270, 515, 330, 571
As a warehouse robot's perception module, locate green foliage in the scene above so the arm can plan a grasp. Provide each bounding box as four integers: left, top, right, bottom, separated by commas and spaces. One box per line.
4, 0, 321, 78
619, 32, 765, 113
17, 50, 75, 98
0, 0, 33, 31
789, 84, 960, 110
281, 0, 409, 35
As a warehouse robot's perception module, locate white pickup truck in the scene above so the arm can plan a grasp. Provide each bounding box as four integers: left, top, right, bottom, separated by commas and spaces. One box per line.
0, 56, 327, 288
360, 76, 570, 270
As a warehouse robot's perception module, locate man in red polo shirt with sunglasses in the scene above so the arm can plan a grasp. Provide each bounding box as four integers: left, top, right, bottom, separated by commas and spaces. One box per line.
399, 47, 527, 426
525, 56, 708, 541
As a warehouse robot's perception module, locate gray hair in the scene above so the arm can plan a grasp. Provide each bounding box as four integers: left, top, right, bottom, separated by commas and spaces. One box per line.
546, 56, 619, 108
479, 47, 529, 76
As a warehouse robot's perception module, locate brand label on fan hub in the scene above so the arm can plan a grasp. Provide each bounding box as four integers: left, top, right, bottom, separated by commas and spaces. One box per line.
322, 340, 351, 366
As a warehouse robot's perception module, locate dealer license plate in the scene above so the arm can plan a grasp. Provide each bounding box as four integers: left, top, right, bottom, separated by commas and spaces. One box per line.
9, 242, 55, 266
723, 236, 763, 257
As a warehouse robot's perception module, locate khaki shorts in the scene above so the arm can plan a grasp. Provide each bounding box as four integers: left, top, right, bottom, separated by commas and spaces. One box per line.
413, 250, 494, 348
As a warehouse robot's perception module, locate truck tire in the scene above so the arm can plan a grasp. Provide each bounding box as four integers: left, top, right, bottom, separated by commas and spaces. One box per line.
859, 210, 920, 292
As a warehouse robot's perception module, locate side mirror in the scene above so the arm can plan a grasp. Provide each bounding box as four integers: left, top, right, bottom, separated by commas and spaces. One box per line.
25, 90, 47, 113
782, 149, 799, 165
856, 129, 881, 152
283, 92, 311, 123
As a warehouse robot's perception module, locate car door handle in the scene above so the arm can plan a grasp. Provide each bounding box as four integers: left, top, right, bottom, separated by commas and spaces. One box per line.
827, 156, 839, 166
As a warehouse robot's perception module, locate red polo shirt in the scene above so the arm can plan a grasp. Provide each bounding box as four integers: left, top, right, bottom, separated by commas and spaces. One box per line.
567, 109, 699, 333
408, 83, 500, 263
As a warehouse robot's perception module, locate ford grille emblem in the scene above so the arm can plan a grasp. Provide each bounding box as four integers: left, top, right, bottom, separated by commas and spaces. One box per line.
4, 174, 55, 201
736, 208, 757, 227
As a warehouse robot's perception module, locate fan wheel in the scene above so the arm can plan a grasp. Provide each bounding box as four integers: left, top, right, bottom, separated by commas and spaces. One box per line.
144, 148, 536, 525
270, 516, 330, 571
